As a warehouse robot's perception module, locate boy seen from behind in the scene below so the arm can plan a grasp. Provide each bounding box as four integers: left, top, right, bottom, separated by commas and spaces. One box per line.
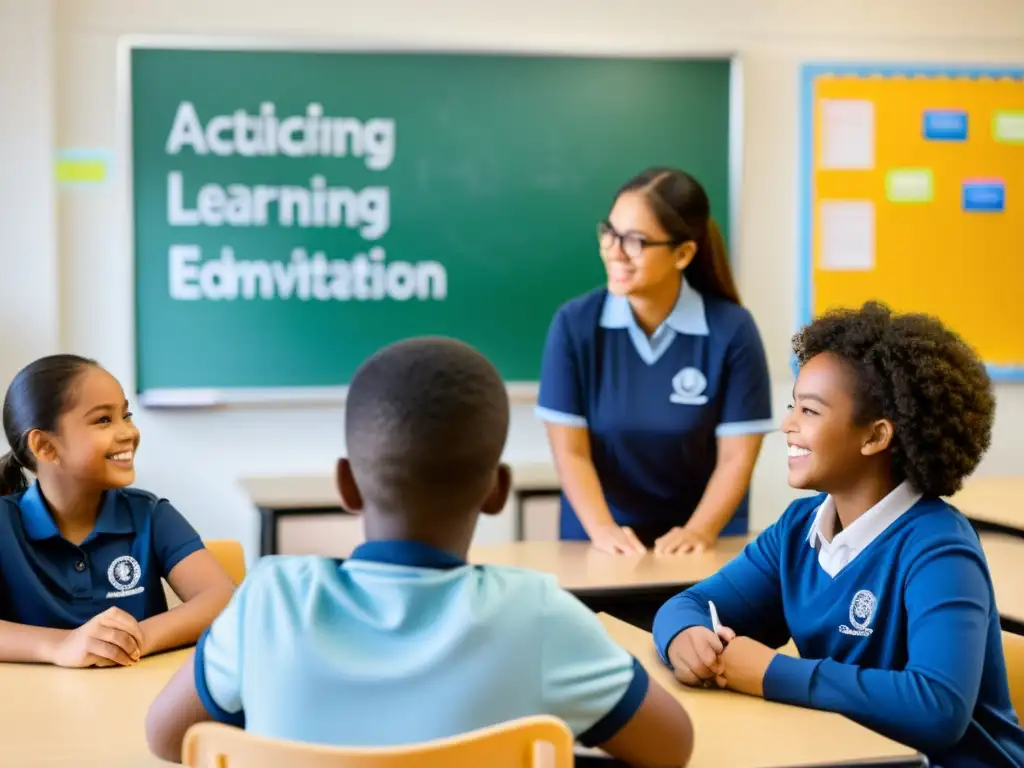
146, 337, 694, 767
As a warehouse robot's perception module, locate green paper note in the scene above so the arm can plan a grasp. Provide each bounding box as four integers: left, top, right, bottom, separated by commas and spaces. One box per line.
993, 111, 1024, 143
886, 168, 933, 203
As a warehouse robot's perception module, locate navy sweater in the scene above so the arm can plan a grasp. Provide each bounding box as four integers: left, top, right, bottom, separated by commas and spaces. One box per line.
653, 494, 1024, 768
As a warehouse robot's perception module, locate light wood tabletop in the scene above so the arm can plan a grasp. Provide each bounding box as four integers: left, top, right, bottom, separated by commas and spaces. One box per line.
0, 649, 190, 767
0, 620, 922, 768
470, 536, 753, 593
981, 531, 1024, 625
597, 613, 921, 768
950, 476, 1024, 533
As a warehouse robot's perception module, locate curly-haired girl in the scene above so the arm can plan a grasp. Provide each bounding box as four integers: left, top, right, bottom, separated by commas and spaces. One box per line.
653, 301, 1023, 768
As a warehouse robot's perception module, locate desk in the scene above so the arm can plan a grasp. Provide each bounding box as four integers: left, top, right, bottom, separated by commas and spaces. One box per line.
241, 462, 561, 556
470, 538, 751, 593
0, 649, 189, 766
598, 613, 923, 767
950, 477, 1024, 538
471, 538, 753, 630
0, 622, 922, 768
981, 531, 1024, 635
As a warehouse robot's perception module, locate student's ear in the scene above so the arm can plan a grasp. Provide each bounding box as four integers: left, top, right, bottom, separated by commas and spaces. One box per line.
26, 430, 58, 467
480, 463, 511, 516
673, 241, 697, 272
336, 458, 364, 513
861, 418, 895, 457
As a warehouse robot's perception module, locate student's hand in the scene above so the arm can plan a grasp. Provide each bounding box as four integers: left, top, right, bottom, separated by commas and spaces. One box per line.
666, 625, 730, 686
94, 620, 149, 666
589, 524, 646, 555
716, 635, 775, 697
654, 525, 716, 555
49, 606, 144, 668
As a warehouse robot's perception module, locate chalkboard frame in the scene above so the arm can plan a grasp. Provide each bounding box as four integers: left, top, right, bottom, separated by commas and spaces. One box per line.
117, 36, 743, 408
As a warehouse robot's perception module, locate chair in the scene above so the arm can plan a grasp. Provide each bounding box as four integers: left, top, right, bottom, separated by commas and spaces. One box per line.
163, 540, 248, 608
205, 539, 247, 585
182, 715, 574, 768
1003, 631, 1024, 719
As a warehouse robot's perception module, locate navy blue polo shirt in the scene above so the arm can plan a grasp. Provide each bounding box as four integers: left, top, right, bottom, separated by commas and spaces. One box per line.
0, 482, 204, 628
536, 281, 773, 540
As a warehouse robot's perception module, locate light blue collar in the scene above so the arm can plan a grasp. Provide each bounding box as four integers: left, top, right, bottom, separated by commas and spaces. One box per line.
599, 280, 709, 336
599, 280, 709, 365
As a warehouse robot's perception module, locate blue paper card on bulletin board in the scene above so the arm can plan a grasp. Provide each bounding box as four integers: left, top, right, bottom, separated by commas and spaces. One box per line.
923, 109, 968, 141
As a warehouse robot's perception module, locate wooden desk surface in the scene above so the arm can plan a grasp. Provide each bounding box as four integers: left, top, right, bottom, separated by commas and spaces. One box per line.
240, 462, 559, 509
950, 476, 1024, 532
0, 649, 190, 767
0, 624, 919, 768
598, 613, 918, 767
981, 531, 1024, 623
470, 537, 753, 592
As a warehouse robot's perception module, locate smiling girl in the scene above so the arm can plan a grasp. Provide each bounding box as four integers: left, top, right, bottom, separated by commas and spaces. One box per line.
0, 355, 234, 668
652, 302, 1024, 768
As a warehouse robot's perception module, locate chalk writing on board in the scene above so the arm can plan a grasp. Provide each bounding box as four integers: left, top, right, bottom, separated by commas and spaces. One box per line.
163, 101, 449, 303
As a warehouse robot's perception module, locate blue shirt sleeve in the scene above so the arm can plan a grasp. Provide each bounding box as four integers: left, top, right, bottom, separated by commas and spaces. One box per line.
541, 580, 649, 746
762, 542, 992, 755
152, 499, 204, 577
715, 312, 774, 437
194, 574, 248, 727
653, 517, 792, 663
535, 308, 588, 427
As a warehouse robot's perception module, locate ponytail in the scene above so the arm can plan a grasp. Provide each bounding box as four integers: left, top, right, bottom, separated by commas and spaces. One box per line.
0, 451, 28, 497
1, 353, 97, 498
615, 167, 742, 305
685, 217, 741, 304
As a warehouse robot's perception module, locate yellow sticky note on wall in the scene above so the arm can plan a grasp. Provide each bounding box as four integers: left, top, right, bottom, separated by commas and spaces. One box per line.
55, 149, 112, 185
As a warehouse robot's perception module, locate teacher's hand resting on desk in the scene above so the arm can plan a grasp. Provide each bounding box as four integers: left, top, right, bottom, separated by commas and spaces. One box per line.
536, 167, 773, 554
589, 523, 647, 555
653, 525, 713, 554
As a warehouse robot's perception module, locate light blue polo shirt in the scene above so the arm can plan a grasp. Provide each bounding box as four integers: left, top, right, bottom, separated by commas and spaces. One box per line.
0, 482, 204, 627
536, 281, 773, 540
194, 540, 649, 747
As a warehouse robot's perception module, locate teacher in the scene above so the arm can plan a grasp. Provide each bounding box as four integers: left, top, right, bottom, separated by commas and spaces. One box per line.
536, 167, 773, 555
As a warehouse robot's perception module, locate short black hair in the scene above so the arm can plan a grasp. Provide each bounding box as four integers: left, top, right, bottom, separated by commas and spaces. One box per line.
792, 301, 994, 498
344, 337, 509, 515
1, 354, 98, 496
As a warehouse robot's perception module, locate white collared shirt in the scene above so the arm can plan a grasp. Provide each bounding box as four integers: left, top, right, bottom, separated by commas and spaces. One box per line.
806, 481, 923, 577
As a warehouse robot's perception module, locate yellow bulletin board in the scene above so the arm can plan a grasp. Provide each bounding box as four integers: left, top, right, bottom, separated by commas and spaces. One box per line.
799, 64, 1024, 379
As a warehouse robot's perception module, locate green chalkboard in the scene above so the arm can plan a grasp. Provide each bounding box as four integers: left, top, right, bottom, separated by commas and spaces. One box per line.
126, 43, 735, 404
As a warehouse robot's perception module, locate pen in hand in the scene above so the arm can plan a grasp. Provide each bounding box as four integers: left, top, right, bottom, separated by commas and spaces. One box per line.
709, 600, 726, 644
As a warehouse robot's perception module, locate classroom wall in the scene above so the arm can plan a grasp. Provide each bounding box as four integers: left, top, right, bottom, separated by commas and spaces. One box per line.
0, 0, 58, 386
4, 0, 1024, 557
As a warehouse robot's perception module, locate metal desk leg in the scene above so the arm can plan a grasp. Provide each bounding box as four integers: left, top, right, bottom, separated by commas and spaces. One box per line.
258, 507, 279, 557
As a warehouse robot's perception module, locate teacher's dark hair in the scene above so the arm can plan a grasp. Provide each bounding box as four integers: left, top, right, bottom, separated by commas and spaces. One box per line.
618, 167, 740, 303
1, 354, 98, 496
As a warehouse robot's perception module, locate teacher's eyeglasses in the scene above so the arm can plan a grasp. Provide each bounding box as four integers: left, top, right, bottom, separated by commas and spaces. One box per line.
597, 221, 680, 260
